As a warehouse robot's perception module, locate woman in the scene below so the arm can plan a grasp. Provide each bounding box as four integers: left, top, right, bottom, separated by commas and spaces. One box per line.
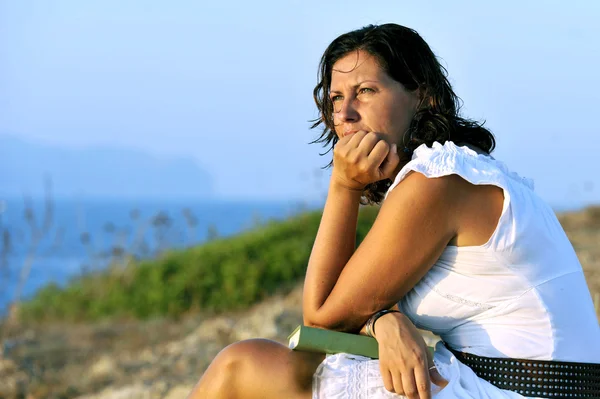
189, 24, 600, 399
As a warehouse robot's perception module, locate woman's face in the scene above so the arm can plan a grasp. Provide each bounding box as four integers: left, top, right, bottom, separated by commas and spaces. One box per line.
330, 50, 420, 146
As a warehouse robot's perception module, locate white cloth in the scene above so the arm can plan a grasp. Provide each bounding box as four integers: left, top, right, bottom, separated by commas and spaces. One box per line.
313, 344, 523, 398
312, 141, 600, 398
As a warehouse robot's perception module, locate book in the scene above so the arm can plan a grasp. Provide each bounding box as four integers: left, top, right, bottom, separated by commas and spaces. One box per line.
287, 325, 379, 359
288, 325, 436, 360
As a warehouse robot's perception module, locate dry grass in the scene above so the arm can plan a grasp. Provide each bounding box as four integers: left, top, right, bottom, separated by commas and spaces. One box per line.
558, 205, 600, 313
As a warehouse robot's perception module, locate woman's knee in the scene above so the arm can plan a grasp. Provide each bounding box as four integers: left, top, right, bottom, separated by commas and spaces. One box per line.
189, 340, 256, 399
215, 338, 270, 370
189, 338, 322, 399
212, 339, 263, 379
190, 339, 283, 398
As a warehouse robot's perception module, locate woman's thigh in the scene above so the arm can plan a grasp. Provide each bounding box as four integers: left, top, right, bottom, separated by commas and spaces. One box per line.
189, 338, 325, 399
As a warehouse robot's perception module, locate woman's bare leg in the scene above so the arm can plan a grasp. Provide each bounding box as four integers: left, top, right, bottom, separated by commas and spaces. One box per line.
187, 338, 325, 399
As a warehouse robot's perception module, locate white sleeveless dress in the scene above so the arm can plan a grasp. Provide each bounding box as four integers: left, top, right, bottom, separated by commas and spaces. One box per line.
312, 141, 600, 398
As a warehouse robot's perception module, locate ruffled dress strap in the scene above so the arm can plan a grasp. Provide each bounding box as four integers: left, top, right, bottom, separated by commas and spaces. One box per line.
386, 141, 534, 195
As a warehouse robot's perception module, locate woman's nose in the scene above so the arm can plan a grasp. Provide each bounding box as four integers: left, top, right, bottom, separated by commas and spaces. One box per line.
335, 98, 359, 122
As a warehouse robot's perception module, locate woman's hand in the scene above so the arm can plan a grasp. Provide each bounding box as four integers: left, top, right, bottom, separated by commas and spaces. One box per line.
374, 312, 448, 399
331, 131, 400, 191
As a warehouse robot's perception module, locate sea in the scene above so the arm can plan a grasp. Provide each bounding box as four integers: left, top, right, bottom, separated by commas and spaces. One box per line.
0, 197, 320, 314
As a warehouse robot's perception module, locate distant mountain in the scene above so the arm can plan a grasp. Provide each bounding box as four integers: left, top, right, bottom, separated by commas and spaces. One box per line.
0, 135, 213, 199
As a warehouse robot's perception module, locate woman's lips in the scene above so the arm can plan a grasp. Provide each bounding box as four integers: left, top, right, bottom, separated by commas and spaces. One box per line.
343, 130, 358, 137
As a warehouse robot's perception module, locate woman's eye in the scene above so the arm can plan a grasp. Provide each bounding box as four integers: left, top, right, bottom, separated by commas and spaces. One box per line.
331, 95, 343, 102
358, 87, 375, 94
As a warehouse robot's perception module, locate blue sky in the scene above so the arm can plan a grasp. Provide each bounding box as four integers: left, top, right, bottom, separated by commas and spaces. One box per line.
1, 0, 599, 208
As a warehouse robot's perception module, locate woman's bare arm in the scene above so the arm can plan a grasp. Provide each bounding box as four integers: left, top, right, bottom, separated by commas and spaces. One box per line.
302, 171, 461, 332
302, 179, 363, 326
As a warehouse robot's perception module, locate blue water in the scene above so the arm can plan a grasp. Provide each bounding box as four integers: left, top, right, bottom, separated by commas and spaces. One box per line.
0, 197, 319, 313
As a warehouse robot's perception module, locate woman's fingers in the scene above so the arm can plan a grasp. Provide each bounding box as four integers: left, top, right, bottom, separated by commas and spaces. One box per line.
335, 131, 374, 165
366, 139, 391, 169
425, 342, 448, 389
380, 365, 395, 393
345, 130, 369, 147
373, 314, 441, 398
333, 130, 399, 188
342, 131, 385, 158
382, 366, 434, 399
401, 370, 420, 399
429, 367, 449, 389
392, 369, 405, 395
380, 143, 400, 179
380, 359, 405, 395
354, 131, 382, 161
413, 363, 432, 399
381, 353, 440, 398
357, 133, 399, 180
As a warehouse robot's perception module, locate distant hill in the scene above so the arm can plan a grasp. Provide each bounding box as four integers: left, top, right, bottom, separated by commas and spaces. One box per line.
0, 135, 213, 199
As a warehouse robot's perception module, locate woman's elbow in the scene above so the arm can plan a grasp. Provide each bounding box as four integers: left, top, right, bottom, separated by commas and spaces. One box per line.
302, 312, 356, 332
302, 312, 323, 329
302, 310, 331, 330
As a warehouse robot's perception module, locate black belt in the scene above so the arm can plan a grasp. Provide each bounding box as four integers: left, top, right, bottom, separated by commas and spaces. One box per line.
445, 344, 600, 398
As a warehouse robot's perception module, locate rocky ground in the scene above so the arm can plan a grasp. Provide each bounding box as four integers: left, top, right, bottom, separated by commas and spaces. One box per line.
0, 285, 314, 399
1, 207, 598, 399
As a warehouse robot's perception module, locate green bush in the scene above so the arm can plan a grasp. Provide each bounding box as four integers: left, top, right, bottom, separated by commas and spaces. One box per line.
19, 207, 380, 322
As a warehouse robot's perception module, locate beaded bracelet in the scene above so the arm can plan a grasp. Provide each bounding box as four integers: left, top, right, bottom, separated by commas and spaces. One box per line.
365, 309, 402, 338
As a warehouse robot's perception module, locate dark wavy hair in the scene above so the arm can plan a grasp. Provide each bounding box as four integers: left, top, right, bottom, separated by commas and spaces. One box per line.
311, 23, 496, 204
